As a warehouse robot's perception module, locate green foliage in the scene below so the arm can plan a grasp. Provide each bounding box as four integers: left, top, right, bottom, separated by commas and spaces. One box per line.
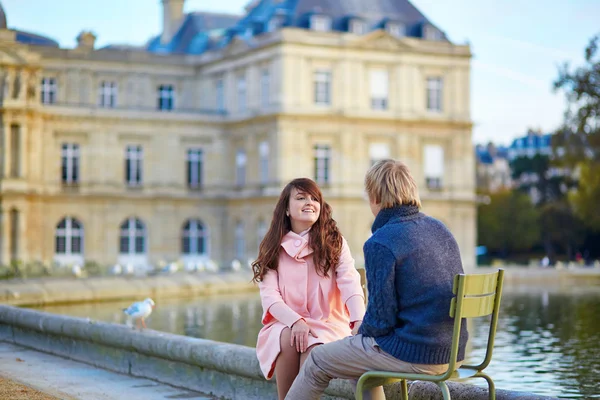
554, 34, 600, 229
570, 162, 600, 230
539, 202, 586, 259
478, 191, 540, 257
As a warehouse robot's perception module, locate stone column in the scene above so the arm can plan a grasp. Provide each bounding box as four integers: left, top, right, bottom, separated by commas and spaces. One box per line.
3, 67, 14, 101
18, 69, 29, 100
3, 119, 11, 178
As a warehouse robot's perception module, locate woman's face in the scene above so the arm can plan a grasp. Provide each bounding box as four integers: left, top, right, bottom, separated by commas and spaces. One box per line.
287, 187, 321, 233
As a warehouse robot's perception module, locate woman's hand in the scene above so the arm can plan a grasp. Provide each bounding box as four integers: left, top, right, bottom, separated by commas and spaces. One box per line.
351, 320, 362, 336
290, 319, 317, 353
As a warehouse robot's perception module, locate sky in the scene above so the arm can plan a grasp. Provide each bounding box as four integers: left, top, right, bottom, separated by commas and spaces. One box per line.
3, 0, 599, 146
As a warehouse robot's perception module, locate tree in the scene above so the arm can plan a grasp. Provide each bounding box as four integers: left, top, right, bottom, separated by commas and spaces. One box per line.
477, 190, 540, 258
554, 34, 600, 229
538, 202, 586, 262
569, 162, 600, 229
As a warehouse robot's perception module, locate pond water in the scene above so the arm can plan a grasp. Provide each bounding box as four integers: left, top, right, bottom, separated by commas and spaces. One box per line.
36, 285, 600, 398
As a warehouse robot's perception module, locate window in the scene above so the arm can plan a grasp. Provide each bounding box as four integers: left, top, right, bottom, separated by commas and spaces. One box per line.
237, 75, 247, 112
261, 68, 270, 108
236, 148, 247, 186
349, 19, 366, 35
257, 219, 267, 249
41, 77, 57, 104
99, 81, 117, 108
182, 219, 207, 256
125, 145, 143, 187
314, 70, 331, 105
235, 221, 245, 260
216, 79, 225, 112
370, 70, 389, 110
10, 124, 20, 178
9, 209, 18, 261
424, 144, 444, 189
119, 218, 146, 254
427, 77, 443, 112
267, 15, 284, 32
259, 141, 269, 184
187, 148, 203, 189
157, 84, 174, 110
369, 143, 390, 166
314, 144, 331, 184
61, 143, 80, 184
56, 217, 83, 255
424, 26, 443, 41
311, 15, 331, 32
386, 22, 405, 38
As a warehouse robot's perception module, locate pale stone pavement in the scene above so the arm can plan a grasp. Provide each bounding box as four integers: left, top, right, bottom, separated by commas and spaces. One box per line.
0, 342, 215, 400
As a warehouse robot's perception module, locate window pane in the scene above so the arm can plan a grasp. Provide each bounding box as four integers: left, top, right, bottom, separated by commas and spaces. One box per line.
135, 236, 145, 253
71, 236, 82, 254
120, 236, 129, 253
56, 236, 66, 253
72, 156, 79, 182
182, 236, 191, 254
198, 236, 205, 254
125, 158, 131, 182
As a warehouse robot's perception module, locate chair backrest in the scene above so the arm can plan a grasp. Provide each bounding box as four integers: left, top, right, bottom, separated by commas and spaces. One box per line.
444, 269, 504, 376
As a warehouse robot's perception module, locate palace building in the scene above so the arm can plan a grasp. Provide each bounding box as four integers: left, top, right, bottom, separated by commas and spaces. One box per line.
0, 0, 475, 271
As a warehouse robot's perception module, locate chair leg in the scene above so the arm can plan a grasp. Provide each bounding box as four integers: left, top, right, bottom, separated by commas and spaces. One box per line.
477, 373, 496, 400
400, 379, 408, 400
355, 377, 365, 400
437, 381, 451, 400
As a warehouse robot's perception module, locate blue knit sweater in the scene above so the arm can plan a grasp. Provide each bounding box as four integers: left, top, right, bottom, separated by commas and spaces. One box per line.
358, 205, 468, 364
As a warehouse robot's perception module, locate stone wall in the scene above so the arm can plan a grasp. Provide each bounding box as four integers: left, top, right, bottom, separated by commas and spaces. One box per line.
0, 305, 558, 399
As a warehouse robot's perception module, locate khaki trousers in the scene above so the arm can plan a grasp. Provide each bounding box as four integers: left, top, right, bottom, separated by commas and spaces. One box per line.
285, 334, 452, 400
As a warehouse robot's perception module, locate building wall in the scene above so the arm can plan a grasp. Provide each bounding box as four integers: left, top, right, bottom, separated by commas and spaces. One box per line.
0, 27, 477, 271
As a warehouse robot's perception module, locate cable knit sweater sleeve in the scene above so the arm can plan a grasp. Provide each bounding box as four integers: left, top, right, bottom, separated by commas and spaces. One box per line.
358, 240, 398, 338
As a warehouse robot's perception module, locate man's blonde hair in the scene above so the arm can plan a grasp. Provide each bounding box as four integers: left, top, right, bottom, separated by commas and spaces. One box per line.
365, 159, 422, 209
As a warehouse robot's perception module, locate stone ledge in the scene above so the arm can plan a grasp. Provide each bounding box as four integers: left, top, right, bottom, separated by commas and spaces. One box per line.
0, 271, 258, 306
0, 306, 558, 400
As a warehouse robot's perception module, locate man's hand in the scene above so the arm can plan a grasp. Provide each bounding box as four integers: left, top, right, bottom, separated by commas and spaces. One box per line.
351, 320, 362, 336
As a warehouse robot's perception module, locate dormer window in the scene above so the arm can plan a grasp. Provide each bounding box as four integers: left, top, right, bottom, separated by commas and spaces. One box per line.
386, 21, 405, 38
349, 19, 366, 35
311, 15, 331, 32
424, 25, 443, 41
267, 15, 284, 32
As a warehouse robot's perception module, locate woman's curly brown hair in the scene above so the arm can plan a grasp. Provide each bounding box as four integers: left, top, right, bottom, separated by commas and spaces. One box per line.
252, 178, 343, 282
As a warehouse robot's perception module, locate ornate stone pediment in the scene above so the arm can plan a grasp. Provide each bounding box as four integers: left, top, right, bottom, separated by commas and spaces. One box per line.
0, 41, 41, 66
349, 30, 413, 52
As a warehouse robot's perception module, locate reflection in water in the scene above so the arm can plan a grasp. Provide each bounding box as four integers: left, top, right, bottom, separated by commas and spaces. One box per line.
37, 287, 600, 398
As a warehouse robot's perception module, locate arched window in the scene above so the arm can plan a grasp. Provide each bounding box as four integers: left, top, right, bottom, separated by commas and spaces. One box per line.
182, 219, 207, 256
235, 221, 245, 260
56, 217, 83, 255
257, 219, 267, 249
119, 218, 146, 254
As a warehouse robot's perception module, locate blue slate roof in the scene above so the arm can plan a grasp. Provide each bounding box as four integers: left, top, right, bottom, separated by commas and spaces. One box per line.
15, 30, 59, 47
476, 144, 509, 165
147, 12, 241, 54
509, 133, 553, 151
147, 0, 447, 55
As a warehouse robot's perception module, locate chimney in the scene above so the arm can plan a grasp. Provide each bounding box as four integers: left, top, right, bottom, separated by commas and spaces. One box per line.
76, 31, 97, 49
161, 0, 185, 44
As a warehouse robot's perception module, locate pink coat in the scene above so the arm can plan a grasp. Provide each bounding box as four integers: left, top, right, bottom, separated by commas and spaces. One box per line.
256, 231, 365, 379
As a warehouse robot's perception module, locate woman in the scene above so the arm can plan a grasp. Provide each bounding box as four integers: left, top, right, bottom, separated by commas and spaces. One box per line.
252, 178, 365, 399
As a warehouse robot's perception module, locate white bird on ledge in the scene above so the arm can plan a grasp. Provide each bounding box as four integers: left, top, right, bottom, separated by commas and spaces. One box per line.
123, 298, 155, 329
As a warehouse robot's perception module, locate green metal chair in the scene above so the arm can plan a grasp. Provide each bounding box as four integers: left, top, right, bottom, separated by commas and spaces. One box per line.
355, 269, 504, 400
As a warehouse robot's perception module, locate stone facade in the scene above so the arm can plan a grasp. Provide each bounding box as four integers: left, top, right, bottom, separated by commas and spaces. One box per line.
0, 6, 475, 271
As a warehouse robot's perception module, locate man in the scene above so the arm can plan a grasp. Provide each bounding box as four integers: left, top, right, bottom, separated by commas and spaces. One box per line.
285, 159, 468, 400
